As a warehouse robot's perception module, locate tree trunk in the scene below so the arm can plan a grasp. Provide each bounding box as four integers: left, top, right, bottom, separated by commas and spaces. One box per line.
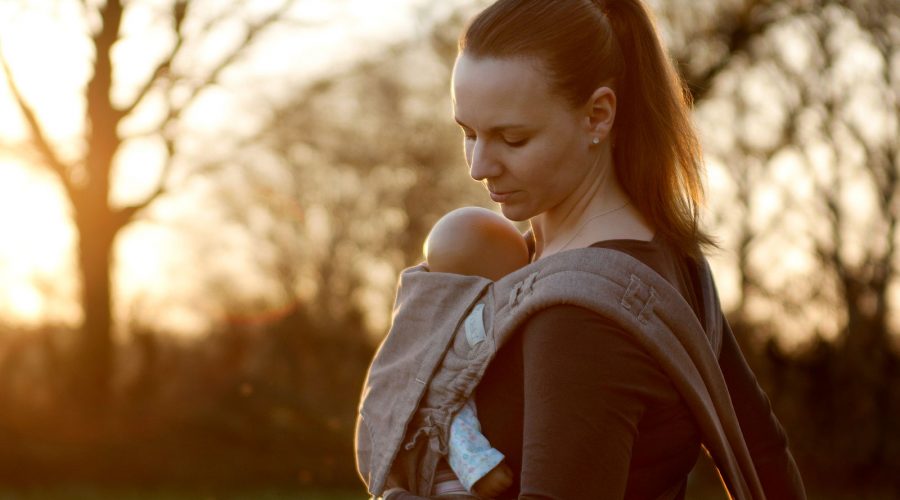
67, 0, 123, 413
72, 201, 118, 412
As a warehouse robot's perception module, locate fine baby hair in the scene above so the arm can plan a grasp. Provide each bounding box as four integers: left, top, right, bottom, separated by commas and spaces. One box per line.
424, 206, 530, 281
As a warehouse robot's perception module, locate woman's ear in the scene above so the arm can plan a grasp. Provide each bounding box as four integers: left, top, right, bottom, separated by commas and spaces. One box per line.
585, 87, 617, 142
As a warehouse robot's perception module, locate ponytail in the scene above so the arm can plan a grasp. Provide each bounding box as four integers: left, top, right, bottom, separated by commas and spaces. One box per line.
602, 0, 714, 258
461, 0, 716, 258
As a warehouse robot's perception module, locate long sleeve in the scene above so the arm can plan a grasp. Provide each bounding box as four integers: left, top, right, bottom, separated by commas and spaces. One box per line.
515, 304, 689, 499
719, 318, 807, 499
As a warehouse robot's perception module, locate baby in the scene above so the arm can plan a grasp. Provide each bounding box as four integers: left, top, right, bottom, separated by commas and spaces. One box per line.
423, 206, 531, 498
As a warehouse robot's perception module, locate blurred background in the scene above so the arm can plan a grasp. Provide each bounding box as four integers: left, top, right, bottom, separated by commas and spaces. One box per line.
0, 0, 897, 498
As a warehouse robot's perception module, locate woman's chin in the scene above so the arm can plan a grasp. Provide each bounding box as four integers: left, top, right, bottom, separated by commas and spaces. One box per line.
498, 203, 531, 222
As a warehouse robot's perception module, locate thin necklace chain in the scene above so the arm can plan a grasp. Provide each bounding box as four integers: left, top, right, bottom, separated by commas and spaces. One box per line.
553, 200, 631, 253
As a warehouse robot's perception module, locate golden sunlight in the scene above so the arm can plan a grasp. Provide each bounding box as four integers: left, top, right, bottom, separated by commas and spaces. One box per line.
0, 0, 429, 334
0, 158, 77, 325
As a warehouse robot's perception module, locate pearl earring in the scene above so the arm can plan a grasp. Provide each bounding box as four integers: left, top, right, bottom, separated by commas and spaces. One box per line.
592, 137, 600, 145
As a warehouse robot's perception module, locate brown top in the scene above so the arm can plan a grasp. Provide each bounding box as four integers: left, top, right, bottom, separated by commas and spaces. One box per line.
473, 234, 806, 499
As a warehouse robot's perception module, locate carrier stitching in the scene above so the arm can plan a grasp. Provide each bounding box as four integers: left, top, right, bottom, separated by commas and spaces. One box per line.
621, 274, 641, 311
509, 283, 521, 308
621, 275, 657, 324
621, 275, 641, 311
509, 271, 539, 309
638, 288, 658, 324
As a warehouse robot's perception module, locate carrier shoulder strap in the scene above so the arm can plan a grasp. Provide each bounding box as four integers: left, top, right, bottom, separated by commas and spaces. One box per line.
486, 248, 763, 499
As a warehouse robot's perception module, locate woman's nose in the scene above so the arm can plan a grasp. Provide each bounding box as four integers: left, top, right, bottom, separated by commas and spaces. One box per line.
468, 139, 501, 181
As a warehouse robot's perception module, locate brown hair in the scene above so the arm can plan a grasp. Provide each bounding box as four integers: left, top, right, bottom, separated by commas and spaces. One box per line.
459, 0, 715, 258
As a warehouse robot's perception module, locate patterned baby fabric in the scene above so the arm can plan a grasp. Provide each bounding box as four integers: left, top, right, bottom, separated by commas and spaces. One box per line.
447, 398, 505, 490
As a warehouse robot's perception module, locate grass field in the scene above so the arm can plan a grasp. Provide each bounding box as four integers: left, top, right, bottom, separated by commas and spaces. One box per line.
0, 489, 364, 500
0, 485, 894, 499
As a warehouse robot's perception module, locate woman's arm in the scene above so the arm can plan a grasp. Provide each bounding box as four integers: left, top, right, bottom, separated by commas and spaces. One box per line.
516, 305, 656, 499
719, 318, 807, 499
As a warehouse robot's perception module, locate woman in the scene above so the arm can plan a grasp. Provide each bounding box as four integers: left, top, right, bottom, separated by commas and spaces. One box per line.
392, 0, 805, 497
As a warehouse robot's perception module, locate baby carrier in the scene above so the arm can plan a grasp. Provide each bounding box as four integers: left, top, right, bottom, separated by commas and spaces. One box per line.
355, 247, 766, 500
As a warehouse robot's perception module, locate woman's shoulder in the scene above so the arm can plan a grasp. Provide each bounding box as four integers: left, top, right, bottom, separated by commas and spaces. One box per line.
518, 304, 677, 400
524, 303, 624, 329
588, 233, 704, 320
520, 304, 651, 360
516, 232, 700, 354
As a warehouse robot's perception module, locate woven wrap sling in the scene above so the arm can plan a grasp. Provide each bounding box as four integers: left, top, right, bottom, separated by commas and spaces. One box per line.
355, 247, 765, 499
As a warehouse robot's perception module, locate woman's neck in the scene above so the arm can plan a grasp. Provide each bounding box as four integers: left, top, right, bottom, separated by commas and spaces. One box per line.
530, 162, 651, 261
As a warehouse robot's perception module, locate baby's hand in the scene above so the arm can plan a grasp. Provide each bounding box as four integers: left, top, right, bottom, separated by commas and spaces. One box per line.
471, 461, 513, 499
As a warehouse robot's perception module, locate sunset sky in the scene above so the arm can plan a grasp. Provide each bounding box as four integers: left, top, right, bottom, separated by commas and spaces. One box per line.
0, 0, 444, 331
0, 0, 895, 347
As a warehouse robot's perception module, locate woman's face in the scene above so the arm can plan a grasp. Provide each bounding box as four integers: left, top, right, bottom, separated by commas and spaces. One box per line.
451, 53, 598, 221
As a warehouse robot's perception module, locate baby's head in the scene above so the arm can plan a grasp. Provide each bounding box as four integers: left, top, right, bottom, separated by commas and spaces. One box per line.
424, 207, 530, 281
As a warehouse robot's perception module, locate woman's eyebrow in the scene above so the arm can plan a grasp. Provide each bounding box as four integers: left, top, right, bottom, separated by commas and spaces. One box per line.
454, 117, 529, 132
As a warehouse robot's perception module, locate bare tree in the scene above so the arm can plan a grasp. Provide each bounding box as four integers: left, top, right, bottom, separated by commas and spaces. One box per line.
247, 10, 490, 336
704, 0, 898, 343
0, 0, 301, 411
688, 0, 899, 479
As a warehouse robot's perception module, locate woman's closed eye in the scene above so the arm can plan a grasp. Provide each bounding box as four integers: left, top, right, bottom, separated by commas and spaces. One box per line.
458, 126, 527, 147
503, 136, 528, 147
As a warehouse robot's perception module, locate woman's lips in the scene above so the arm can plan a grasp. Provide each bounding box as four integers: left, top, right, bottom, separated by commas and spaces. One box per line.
489, 190, 514, 203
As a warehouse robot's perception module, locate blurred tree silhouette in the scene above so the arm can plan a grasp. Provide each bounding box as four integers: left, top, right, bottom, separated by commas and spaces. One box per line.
687, 0, 899, 348
249, 8, 488, 330
0, 0, 897, 495
0, 1, 483, 488
0, 0, 302, 413
676, 0, 900, 489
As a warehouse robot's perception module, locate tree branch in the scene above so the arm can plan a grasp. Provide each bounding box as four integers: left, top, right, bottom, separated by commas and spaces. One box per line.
114, 1, 298, 224
118, 56, 176, 120
0, 44, 77, 200
170, 0, 296, 122
116, 134, 177, 225
118, 1, 197, 118
117, 125, 266, 225
679, 0, 786, 103
121, 0, 299, 138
